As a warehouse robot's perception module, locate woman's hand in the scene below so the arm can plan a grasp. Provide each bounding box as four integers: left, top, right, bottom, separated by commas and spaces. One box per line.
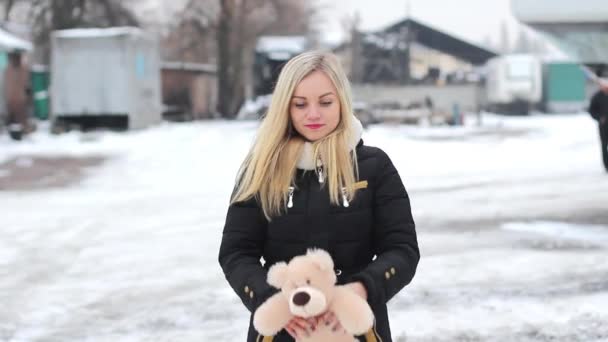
284, 282, 367, 338
344, 281, 368, 300
285, 316, 316, 339
315, 311, 347, 334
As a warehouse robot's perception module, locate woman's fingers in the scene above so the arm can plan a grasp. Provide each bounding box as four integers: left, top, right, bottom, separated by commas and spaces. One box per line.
287, 322, 306, 338
286, 317, 313, 338
322, 311, 336, 326
286, 314, 350, 338
319, 312, 346, 334
285, 326, 298, 339
292, 317, 314, 330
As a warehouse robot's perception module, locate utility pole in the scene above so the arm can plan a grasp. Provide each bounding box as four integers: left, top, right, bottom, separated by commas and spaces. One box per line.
401, 0, 412, 84
350, 11, 363, 83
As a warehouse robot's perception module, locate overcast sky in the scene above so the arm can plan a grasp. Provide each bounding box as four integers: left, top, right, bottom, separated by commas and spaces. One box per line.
317, 0, 524, 47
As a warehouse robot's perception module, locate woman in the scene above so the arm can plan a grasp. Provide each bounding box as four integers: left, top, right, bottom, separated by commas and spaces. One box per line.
218, 50, 419, 342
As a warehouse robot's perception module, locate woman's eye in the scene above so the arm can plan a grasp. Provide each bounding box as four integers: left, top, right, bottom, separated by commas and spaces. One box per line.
294, 103, 306, 108
320, 102, 332, 107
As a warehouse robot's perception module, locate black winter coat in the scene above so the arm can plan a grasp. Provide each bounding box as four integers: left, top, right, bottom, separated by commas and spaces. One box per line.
218, 141, 420, 342
589, 90, 608, 122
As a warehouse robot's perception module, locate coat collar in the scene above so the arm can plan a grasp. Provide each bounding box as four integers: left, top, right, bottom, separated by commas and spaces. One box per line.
296, 118, 363, 170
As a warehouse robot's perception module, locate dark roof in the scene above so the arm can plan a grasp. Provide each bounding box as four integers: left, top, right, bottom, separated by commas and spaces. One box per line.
382, 18, 498, 65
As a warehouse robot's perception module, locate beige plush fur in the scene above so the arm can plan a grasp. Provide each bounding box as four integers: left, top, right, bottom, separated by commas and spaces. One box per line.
253, 249, 374, 342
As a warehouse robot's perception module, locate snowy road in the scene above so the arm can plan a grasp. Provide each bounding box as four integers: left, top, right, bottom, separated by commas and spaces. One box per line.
1, 114, 607, 341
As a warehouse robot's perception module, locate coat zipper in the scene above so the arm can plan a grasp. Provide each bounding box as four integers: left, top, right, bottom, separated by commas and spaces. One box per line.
287, 186, 295, 208
316, 158, 324, 184
288, 175, 349, 209
341, 187, 350, 208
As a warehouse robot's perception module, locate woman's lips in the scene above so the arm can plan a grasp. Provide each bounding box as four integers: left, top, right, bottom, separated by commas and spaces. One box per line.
304, 124, 325, 130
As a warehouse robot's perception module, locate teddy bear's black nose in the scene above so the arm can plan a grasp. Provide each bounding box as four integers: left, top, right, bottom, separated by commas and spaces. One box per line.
292, 291, 310, 306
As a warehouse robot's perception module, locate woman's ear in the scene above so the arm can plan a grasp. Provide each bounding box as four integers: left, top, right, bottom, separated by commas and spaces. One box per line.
267, 262, 289, 288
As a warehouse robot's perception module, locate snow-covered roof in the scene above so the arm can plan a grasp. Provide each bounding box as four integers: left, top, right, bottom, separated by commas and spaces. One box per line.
52, 27, 143, 39
0, 27, 33, 52
256, 36, 307, 57
512, 0, 608, 23
161, 61, 217, 74
31, 64, 49, 72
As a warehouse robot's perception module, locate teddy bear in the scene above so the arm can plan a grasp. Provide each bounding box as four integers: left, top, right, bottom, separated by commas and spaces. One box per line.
253, 249, 374, 342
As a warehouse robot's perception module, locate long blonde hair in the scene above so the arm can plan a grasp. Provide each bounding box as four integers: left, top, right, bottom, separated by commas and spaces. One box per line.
231, 50, 359, 220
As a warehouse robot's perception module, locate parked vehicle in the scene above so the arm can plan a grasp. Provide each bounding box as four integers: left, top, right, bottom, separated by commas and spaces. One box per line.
485, 54, 543, 114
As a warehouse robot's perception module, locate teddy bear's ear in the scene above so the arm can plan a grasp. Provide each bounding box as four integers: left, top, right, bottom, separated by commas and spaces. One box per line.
267, 261, 289, 288
306, 248, 334, 272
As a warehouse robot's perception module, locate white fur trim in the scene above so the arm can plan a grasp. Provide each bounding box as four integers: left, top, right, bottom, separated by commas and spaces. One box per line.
296, 117, 363, 170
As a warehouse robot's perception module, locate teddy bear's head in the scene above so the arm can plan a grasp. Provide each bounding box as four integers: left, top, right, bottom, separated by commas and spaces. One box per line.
267, 249, 337, 318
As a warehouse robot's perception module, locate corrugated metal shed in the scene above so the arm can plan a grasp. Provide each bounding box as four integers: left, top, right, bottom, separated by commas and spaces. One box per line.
50, 27, 162, 130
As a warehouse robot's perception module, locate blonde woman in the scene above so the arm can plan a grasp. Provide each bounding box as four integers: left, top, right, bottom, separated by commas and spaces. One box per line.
219, 51, 419, 342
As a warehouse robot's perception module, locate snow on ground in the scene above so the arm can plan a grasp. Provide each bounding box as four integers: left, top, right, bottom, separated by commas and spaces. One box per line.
0, 113, 607, 341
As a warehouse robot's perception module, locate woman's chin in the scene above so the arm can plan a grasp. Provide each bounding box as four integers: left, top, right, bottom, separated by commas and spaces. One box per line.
300, 131, 328, 142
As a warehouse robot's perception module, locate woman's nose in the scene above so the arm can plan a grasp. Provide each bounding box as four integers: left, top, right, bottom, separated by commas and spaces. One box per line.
306, 105, 321, 120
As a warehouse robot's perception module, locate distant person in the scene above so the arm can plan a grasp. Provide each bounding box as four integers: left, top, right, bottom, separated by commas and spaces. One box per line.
588, 82, 608, 173
424, 95, 434, 111
218, 51, 419, 341
3, 50, 31, 141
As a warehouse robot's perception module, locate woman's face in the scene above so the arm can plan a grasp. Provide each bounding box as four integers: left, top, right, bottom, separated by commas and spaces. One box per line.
289, 70, 341, 142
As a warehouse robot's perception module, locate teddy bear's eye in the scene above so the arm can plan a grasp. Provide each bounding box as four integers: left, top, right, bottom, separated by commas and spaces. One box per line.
306, 279, 311, 285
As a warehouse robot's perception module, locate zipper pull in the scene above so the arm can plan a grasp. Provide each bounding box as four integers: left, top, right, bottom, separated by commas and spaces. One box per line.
287, 186, 295, 208
341, 187, 350, 208
316, 158, 324, 184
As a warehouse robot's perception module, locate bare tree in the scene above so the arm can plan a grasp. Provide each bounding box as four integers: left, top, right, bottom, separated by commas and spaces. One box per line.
514, 28, 531, 54
500, 20, 510, 54
165, 0, 218, 63
18, 0, 139, 62
263, 0, 311, 36
175, 0, 316, 118
0, 0, 33, 24
1, 0, 17, 21
217, 0, 274, 117
97, 0, 139, 27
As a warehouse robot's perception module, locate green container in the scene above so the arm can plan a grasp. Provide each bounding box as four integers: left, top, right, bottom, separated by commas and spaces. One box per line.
0, 53, 7, 69
31, 65, 50, 120
543, 62, 586, 113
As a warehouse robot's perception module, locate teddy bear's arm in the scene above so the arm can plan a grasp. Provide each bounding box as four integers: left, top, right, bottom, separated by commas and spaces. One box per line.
330, 286, 375, 336
253, 293, 294, 336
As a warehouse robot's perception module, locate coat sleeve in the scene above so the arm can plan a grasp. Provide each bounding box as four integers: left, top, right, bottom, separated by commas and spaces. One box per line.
218, 196, 279, 313
589, 91, 601, 121
346, 149, 420, 307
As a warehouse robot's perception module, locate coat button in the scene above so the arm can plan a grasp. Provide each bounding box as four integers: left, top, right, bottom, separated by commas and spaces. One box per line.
385, 271, 391, 279
390, 267, 396, 275
250, 291, 254, 299
244, 286, 250, 293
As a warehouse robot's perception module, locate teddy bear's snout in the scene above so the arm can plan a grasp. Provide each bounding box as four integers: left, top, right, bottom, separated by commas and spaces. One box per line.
288, 286, 328, 317
292, 291, 310, 306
